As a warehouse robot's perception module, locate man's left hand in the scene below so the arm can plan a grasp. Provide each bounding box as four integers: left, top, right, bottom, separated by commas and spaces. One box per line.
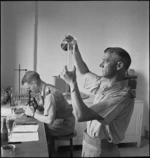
60, 65, 76, 87
24, 105, 34, 117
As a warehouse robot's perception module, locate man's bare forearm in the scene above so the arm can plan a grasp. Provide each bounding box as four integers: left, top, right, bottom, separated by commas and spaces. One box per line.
70, 81, 104, 122
34, 112, 54, 125
73, 44, 90, 75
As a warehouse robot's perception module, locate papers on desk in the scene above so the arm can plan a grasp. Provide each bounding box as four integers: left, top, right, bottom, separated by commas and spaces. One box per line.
9, 125, 39, 142
13, 125, 39, 132
10, 132, 39, 142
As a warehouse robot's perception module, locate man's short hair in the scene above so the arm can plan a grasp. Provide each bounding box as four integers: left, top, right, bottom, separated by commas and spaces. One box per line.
104, 47, 131, 70
21, 71, 41, 85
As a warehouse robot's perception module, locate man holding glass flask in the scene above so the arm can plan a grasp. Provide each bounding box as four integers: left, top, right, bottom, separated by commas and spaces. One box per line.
60, 35, 135, 157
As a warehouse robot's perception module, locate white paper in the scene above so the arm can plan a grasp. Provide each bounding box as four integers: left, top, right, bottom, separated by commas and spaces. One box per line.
13, 125, 39, 132
9, 132, 39, 142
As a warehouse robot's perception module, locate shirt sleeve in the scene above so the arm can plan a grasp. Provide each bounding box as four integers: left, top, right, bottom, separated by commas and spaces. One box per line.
43, 93, 56, 123
90, 95, 132, 125
83, 72, 102, 95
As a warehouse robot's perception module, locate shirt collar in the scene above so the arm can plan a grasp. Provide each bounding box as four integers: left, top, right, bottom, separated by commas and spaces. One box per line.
103, 78, 128, 91
40, 82, 51, 97
111, 79, 128, 89
40, 82, 46, 97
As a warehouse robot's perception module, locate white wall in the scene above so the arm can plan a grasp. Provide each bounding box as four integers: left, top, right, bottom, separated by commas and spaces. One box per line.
1, 1, 149, 134
1, 1, 35, 93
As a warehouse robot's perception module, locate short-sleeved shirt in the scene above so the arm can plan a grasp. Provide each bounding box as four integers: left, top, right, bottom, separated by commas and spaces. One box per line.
83, 72, 135, 144
34, 82, 75, 136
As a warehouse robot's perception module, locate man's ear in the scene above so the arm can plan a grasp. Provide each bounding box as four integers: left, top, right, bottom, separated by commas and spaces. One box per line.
117, 61, 124, 70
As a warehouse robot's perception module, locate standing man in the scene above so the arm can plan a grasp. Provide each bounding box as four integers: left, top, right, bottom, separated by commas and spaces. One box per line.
60, 35, 135, 157
21, 71, 75, 155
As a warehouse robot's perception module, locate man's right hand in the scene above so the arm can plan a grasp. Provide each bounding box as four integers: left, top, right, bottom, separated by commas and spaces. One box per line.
61, 34, 77, 51
65, 34, 76, 43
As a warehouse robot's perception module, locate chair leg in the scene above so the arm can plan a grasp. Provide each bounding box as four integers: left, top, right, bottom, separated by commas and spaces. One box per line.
70, 138, 73, 157
48, 139, 56, 157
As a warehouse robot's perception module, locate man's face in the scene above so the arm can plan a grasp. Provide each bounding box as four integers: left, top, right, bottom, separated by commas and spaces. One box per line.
99, 52, 119, 78
23, 82, 39, 94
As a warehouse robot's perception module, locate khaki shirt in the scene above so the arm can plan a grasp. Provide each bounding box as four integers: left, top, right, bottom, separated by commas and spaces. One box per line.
34, 82, 75, 136
83, 72, 135, 144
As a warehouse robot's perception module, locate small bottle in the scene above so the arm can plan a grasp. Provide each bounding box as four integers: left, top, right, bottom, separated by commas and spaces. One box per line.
1, 118, 8, 146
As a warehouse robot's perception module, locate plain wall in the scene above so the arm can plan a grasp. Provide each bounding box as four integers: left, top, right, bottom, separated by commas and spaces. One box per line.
1, 1, 149, 134
1, 1, 35, 94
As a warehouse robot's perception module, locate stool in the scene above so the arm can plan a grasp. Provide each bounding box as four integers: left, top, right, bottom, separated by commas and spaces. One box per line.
52, 130, 77, 157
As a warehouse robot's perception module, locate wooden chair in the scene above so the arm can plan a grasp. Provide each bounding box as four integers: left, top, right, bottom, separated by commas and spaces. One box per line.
51, 130, 77, 157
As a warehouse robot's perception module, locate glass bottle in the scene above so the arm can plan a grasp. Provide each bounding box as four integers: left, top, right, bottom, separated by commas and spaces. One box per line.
1, 118, 8, 146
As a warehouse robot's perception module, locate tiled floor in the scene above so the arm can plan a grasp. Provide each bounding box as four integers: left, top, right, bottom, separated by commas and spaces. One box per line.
54, 137, 149, 157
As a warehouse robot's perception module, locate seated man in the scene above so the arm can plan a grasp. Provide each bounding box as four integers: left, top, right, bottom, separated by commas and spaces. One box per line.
22, 71, 75, 155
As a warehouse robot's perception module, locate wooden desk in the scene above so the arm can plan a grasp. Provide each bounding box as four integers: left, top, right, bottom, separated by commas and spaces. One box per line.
13, 121, 49, 157
1, 105, 49, 157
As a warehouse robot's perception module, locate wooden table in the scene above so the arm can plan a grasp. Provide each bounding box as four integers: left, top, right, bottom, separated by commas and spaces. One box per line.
12, 121, 49, 157
1, 104, 49, 157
